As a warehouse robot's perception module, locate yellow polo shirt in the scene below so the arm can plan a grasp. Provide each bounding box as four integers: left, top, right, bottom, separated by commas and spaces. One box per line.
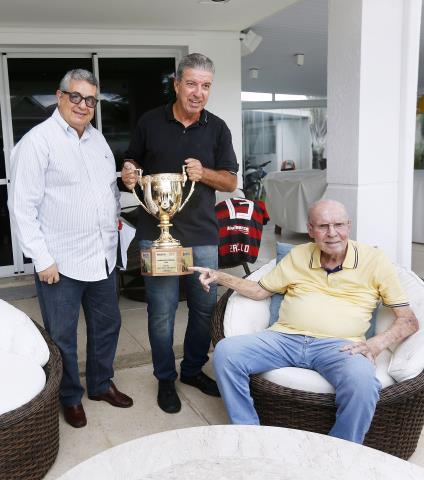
258, 241, 408, 342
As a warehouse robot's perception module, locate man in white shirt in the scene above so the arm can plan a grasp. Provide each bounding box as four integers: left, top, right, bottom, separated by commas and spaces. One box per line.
8, 69, 133, 428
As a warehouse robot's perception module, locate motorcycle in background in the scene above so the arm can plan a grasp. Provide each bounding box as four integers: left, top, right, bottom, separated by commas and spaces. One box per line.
243, 160, 271, 200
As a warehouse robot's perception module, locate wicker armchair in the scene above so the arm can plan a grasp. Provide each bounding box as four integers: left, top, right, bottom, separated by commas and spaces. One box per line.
211, 288, 424, 460
0, 321, 62, 480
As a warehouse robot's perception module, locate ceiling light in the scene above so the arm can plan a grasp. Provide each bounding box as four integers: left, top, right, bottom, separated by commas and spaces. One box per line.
294, 53, 305, 66
198, 0, 230, 4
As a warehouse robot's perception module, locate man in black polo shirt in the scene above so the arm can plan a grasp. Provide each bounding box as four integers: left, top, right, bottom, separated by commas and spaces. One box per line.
121, 53, 238, 414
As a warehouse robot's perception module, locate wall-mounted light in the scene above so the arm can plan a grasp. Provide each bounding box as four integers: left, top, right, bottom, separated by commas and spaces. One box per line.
198, 0, 230, 4
294, 53, 305, 66
249, 68, 259, 79
240, 29, 263, 56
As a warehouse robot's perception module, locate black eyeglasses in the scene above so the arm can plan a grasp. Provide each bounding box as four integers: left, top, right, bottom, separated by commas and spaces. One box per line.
61, 91, 98, 108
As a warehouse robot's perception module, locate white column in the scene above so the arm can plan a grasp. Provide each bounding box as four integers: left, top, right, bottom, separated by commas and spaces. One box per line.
326, 0, 422, 265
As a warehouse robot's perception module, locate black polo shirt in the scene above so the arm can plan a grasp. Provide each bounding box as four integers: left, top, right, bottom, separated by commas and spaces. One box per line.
126, 103, 239, 246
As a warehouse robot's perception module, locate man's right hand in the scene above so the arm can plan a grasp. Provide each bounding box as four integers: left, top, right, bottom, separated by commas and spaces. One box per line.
38, 263, 60, 284
189, 266, 218, 293
121, 160, 139, 190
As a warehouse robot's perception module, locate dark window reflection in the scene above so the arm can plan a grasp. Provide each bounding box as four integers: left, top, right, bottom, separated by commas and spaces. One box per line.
98, 57, 175, 173
0, 185, 13, 267
8, 58, 92, 143
0, 108, 4, 179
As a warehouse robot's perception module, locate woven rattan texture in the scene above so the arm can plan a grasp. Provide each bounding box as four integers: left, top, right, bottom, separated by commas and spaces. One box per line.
211, 289, 424, 459
0, 321, 62, 479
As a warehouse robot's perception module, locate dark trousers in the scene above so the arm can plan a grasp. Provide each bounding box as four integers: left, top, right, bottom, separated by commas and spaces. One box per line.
35, 270, 121, 406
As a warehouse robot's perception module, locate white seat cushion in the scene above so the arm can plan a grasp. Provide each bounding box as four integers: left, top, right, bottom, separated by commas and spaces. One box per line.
260, 348, 394, 394
0, 299, 49, 367
0, 351, 46, 415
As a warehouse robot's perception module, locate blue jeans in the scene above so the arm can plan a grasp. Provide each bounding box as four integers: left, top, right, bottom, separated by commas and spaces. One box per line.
213, 331, 381, 444
140, 241, 218, 381
35, 270, 121, 406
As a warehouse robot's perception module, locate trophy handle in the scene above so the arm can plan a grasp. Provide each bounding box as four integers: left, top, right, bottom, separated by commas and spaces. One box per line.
143, 176, 159, 215
131, 169, 158, 216
178, 165, 196, 212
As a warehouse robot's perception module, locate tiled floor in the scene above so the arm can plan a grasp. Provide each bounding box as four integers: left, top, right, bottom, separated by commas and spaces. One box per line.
4, 224, 424, 478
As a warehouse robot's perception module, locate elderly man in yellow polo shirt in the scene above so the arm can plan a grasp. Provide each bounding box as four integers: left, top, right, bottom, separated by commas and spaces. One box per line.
191, 199, 418, 444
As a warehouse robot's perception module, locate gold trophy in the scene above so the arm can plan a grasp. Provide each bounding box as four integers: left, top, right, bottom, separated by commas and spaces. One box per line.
132, 167, 195, 276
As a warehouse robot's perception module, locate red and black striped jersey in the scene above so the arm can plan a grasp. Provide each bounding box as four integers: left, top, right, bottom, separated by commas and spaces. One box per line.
215, 197, 269, 268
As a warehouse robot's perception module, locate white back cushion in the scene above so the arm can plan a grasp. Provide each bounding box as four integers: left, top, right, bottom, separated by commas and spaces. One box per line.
0, 351, 46, 415
386, 266, 424, 382
375, 266, 424, 344
223, 261, 275, 337
0, 300, 49, 367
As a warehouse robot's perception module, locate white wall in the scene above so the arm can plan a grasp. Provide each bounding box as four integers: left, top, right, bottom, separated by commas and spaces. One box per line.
0, 27, 243, 183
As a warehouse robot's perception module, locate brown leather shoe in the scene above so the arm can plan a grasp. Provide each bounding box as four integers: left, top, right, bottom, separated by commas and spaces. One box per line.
88, 381, 133, 408
63, 404, 87, 428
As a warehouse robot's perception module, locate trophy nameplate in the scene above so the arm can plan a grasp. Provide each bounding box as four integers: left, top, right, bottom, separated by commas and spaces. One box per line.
132, 168, 195, 276
141, 247, 193, 276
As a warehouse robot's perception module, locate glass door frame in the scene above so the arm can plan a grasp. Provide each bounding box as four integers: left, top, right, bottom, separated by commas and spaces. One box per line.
0, 47, 182, 277
0, 53, 23, 276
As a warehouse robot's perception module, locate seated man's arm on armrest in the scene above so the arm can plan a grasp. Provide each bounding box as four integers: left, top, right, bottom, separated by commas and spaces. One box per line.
341, 305, 419, 362
189, 266, 273, 301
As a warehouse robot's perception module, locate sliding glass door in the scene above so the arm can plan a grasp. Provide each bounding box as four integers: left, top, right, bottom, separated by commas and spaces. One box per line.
8, 57, 93, 143
0, 51, 178, 277
97, 56, 175, 170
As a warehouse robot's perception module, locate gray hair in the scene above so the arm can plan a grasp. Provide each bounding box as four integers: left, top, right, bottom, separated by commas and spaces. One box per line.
176, 53, 215, 81
59, 69, 99, 91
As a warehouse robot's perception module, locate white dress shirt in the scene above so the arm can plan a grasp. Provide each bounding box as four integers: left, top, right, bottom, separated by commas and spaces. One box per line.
8, 109, 120, 281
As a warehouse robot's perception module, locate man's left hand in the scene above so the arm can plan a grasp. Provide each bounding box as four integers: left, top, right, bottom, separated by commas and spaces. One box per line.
339, 341, 379, 363
185, 158, 204, 182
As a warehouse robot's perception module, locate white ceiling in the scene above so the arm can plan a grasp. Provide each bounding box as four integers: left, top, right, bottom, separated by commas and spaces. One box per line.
241, 0, 328, 96
1, 0, 423, 97
242, 0, 424, 97
0, 0, 293, 31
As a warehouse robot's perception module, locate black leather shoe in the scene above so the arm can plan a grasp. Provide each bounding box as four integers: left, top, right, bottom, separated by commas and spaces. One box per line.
63, 404, 87, 428
158, 380, 181, 414
180, 371, 221, 397
88, 381, 133, 408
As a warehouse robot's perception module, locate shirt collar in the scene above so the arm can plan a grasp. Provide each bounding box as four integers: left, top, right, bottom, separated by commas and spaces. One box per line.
165, 102, 208, 125
309, 240, 358, 270
52, 108, 93, 139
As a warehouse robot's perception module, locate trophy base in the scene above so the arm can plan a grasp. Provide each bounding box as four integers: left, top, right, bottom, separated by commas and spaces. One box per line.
140, 247, 193, 276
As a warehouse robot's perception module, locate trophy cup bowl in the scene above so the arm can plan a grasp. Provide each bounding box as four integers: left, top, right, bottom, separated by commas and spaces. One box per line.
131, 167, 195, 276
